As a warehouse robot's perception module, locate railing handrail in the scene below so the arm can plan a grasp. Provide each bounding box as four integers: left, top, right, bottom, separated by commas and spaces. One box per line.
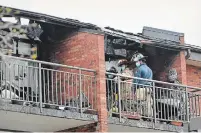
0, 54, 96, 73
0, 57, 97, 113
106, 72, 201, 91
106, 71, 201, 124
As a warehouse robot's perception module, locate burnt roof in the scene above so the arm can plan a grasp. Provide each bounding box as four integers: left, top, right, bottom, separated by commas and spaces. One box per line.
102, 27, 201, 53
103, 26, 201, 53
0, 5, 101, 30
1, 5, 201, 53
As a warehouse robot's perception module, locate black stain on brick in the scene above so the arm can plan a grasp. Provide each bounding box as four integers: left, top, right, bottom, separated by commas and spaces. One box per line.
57, 122, 97, 132
194, 71, 199, 74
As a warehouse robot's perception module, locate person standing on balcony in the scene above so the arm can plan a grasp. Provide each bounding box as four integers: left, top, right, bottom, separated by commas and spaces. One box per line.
117, 59, 135, 112
167, 68, 186, 121
130, 53, 153, 89
130, 53, 153, 117
117, 52, 153, 117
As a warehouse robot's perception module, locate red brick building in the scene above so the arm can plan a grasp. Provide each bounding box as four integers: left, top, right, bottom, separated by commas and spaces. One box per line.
50, 25, 201, 132
0, 6, 201, 132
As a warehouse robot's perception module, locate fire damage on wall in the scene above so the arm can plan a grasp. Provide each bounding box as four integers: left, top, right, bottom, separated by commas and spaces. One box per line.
104, 26, 183, 81
0, 6, 100, 61
103, 26, 192, 126
0, 6, 99, 115
0, 5, 201, 133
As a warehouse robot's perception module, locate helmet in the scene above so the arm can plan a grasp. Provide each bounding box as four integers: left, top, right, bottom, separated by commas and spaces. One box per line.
131, 53, 145, 62
168, 68, 178, 82
106, 66, 118, 79
107, 66, 118, 73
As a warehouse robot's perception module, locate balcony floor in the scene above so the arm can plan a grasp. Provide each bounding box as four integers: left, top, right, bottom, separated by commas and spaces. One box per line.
108, 124, 171, 132
108, 116, 185, 132
0, 110, 96, 132
0, 100, 97, 132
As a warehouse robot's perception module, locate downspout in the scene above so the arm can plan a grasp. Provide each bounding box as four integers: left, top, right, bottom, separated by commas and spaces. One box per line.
185, 49, 191, 59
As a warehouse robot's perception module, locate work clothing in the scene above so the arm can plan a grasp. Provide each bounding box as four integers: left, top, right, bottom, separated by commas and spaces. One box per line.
120, 66, 153, 117
121, 67, 133, 99
122, 87, 153, 117
128, 63, 153, 117
133, 63, 153, 87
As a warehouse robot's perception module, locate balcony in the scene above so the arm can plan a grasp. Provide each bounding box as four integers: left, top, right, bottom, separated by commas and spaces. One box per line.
106, 72, 201, 132
0, 55, 97, 132
1, 54, 201, 132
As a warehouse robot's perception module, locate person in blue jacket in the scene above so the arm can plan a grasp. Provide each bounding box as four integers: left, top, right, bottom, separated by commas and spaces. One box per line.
130, 53, 153, 91
131, 53, 154, 117
117, 52, 154, 116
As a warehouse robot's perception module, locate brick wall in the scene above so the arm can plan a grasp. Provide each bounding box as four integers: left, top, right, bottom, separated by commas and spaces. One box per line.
172, 53, 187, 84
186, 65, 201, 88
58, 123, 97, 132
186, 64, 201, 116
169, 36, 187, 84
157, 52, 186, 83
151, 51, 176, 82
50, 29, 108, 132
157, 36, 187, 84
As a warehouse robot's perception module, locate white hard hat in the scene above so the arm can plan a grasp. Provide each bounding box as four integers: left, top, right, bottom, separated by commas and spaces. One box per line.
131, 53, 145, 62
168, 68, 178, 82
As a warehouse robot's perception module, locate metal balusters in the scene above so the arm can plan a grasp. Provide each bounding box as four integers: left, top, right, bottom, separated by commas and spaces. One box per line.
55, 71, 58, 105
0, 55, 96, 117
152, 82, 156, 128
67, 72, 70, 108
63, 72, 66, 107
76, 73, 78, 109
198, 95, 201, 116
47, 70, 50, 104
51, 70, 54, 105
39, 63, 42, 112
79, 70, 83, 116
117, 75, 122, 122
90, 76, 93, 109
186, 87, 190, 122
105, 72, 201, 125
0, 61, 3, 98
59, 72, 62, 106
42, 69, 45, 104
87, 76, 90, 109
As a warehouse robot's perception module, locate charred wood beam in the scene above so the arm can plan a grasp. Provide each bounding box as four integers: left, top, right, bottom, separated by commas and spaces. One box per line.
106, 38, 141, 50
